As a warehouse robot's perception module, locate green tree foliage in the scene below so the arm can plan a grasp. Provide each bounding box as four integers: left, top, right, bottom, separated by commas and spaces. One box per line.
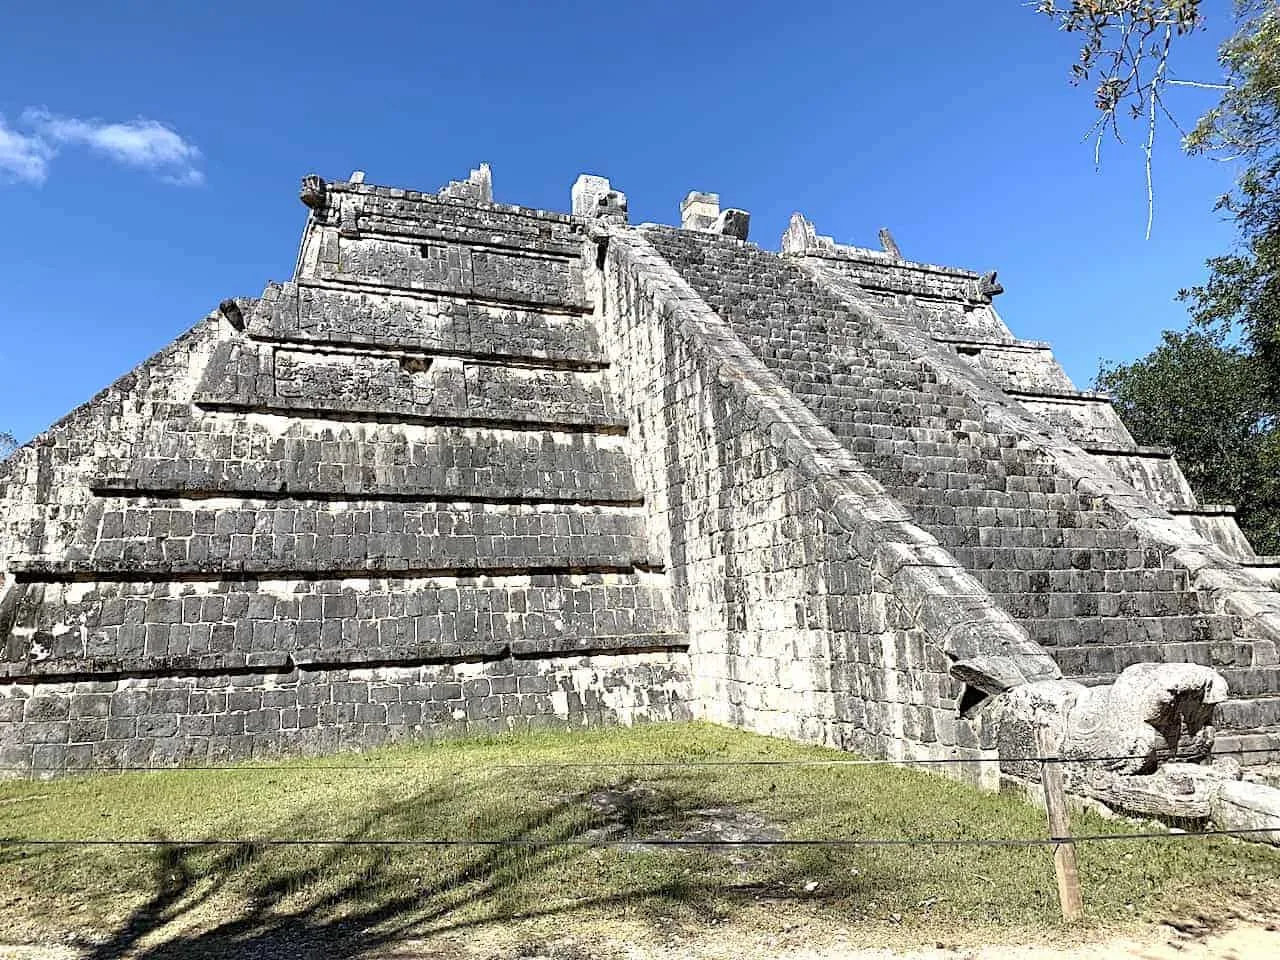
1097, 331, 1280, 552
1040, 3, 1280, 552
1179, 3, 1280, 394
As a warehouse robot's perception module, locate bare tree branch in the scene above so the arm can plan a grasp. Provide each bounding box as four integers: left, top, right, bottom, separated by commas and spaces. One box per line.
1167, 78, 1233, 89
1036, 0, 1207, 236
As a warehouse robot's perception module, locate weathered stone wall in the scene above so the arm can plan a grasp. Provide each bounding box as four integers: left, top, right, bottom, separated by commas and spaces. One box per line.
3, 571, 679, 678
951, 342, 1075, 394
1, 652, 687, 773
594, 227, 1056, 771
0, 318, 226, 565
250, 282, 601, 363
7, 168, 1280, 777
0, 182, 694, 775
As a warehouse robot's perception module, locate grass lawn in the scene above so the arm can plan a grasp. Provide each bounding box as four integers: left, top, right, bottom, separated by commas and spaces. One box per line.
0, 721, 1277, 958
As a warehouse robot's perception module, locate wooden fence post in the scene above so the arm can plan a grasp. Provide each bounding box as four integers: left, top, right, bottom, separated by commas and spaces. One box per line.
1036, 725, 1085, 921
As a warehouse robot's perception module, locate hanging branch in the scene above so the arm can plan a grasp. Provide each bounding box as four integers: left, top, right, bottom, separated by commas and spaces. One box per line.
1035, 1, 1209, 236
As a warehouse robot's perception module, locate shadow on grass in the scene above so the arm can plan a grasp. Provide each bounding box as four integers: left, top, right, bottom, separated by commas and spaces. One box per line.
28, 773, 923, 960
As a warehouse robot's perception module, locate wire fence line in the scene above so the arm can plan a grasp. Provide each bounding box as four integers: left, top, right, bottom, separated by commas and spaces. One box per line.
0, 744, 1274, 773
1, 828, 1278, 850
4, 749, 1275, 858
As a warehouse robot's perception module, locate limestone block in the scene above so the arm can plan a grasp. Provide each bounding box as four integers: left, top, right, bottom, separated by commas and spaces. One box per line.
571, 174, 628, 223
1213, 778, 1280, 845
680, 192, 719, 231
437, 163, 492, 204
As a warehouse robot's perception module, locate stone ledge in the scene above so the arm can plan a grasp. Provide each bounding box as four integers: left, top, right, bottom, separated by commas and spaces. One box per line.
1, 634, 690, 683
934, 334, 1053, 351
327, 179, 580, 226
248, 331, 609, 372
194, 397, 630, 434
295, 277, 592, 318
356, 219, 584, 259
1171, 504, 1239, 517
5, 559, 664, 582
1083, 443, 1175, 458
1005, 388, 1113, 403
783, 243, 983, 281
91, 480, 644, 509
313, 267, 587, 314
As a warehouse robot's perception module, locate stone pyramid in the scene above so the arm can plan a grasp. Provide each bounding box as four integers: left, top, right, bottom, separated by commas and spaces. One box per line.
3, 165, 1279, 777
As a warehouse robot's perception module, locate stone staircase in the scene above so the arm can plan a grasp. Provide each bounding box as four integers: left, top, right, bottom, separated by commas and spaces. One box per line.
6, 167, 1278, 775
646, 225, 1280, 761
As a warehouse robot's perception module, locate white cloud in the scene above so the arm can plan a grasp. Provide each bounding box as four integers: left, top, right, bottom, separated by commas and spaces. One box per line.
0, 108, 205, 187
161, 168, 206, 188
0, 115, 53, 185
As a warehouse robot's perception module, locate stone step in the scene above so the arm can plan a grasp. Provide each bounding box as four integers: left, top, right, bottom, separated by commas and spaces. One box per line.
949, 546, 1156, 572
1213, 726, 1280, 765
930, 527, 1142, 550
883, 476, 1087, 502
867, 471, 1080, 499
894, 497, 1106, 523
1218, 696, 1280, 731
1050, 640, 1259, 678
901, 507, 1118, 534
976, 567, 1189, 594
1020, 614, 1239, 649
838, 422, 1018, 446
1218, 666, 1280, 698
989, 590, 1204, 620
845, 434, 1056, 464
891, 485, 1102, 513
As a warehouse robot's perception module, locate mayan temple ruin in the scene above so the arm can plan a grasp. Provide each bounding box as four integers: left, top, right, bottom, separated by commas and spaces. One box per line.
4, 164, 1280, 818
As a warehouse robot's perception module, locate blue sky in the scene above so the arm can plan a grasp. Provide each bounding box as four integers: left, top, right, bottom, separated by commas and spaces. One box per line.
0, 1, 1242, 443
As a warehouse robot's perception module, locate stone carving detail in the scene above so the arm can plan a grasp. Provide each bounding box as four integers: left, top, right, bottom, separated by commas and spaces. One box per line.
299, 174, 327, 210
966, 270, 1004, 302
571, 174, 628, 224
680, 192, 749, 240
712, 208, 750, 241
994, 662, 1228, 781
217, 298, 245, 331
779, 212, 879, 260
878, 228, 901, 259
982, 662, 1280, 831
438, 163, 493, 204
778, 212, 819, 253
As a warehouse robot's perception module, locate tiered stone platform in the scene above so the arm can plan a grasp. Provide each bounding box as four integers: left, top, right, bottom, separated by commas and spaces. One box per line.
3, 166, 1279, 776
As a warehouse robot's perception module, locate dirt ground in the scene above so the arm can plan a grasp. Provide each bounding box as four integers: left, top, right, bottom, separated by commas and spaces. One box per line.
3, 907, 1277, 960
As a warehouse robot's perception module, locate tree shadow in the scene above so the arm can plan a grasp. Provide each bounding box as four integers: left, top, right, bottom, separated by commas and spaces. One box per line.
20, 771, 923, 959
